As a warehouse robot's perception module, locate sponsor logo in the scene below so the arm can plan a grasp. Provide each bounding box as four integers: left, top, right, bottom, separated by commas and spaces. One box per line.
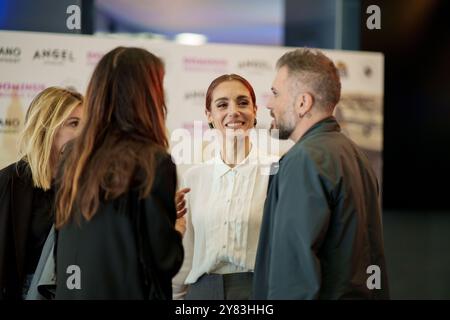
0, 47, 21, 63
237, 59, 272, 72
86, 51, 104, 66
364, 65, 373, 78
0, 118, 21, 133
33, 49, 75, 65
0, 82, 46, 98
184, 90, 205, 101
183, 56, 228, 72
336, 61, 348, 78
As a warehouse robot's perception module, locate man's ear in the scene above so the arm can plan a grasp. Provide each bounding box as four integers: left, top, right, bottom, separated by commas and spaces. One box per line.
296, 92, 314, 117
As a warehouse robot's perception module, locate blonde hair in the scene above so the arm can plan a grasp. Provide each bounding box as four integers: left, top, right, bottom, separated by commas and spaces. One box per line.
18, 86, 83, 190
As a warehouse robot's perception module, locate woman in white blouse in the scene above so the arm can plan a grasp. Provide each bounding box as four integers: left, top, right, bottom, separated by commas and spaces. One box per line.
172, 74, 278, 300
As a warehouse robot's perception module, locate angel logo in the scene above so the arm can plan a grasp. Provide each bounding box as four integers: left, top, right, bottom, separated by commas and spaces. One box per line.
33, 49, 75, 65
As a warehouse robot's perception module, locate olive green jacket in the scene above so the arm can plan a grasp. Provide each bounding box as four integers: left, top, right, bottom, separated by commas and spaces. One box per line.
253, 117, 389, 299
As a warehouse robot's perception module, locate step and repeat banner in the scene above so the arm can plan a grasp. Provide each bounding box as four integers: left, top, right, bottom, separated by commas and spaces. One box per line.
0, 30, 383, 181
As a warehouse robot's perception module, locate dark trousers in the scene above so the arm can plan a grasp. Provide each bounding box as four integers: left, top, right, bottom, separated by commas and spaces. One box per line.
185, 272, 253, 300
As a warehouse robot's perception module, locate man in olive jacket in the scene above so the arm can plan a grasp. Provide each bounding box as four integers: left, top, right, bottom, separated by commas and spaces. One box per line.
253, 49, 389, 299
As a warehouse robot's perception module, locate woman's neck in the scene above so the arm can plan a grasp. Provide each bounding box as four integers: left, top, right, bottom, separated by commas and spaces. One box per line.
221, 136, 251, 168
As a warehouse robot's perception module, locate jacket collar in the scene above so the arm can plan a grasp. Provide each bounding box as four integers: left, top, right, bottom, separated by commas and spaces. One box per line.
297, 116, 341, 144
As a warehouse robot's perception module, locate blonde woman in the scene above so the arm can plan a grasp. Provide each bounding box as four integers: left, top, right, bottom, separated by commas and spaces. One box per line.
0, 87, 83, 299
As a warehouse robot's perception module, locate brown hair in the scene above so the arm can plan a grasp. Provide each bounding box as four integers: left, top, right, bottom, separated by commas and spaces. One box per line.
205, 74, 256, 111
55, 47, 168, 228
276, 48, 341, 111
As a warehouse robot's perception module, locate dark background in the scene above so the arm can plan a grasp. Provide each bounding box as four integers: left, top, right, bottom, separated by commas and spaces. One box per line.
359, 0, 450, 299
360, 0, 450, 212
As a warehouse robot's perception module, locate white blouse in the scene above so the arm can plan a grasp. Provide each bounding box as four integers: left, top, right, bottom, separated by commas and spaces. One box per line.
172, 145, 279, 299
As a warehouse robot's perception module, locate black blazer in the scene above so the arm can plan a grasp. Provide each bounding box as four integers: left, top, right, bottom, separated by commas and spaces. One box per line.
55, 153, 184, 299
0, 160, 52, 299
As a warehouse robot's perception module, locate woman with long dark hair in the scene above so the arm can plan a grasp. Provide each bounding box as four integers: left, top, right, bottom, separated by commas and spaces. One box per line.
54, 47, 183, 299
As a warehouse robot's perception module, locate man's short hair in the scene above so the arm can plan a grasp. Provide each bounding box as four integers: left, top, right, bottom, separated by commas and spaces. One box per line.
276, 48, 341, 111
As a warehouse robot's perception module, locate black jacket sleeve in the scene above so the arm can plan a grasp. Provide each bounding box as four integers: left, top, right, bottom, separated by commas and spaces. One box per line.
0, 165, 12, 298
142, 154, 184, 280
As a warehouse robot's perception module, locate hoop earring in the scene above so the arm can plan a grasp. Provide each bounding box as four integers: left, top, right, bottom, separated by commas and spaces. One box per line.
208, 122, 214, 129
299, 112, 312, 119
254, 118, 257, 127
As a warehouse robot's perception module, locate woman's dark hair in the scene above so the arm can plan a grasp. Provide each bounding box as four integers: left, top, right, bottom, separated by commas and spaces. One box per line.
56, 47, 168, 228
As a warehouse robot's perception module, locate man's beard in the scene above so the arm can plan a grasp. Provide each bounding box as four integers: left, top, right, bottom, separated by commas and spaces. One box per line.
277, 125, 294, 140
271, 109, 296, 140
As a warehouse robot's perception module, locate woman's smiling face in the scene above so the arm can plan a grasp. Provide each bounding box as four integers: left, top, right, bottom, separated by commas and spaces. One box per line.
206, 80, 257, 137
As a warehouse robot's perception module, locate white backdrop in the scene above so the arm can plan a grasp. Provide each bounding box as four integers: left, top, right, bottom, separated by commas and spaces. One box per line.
0, 30, 383, 180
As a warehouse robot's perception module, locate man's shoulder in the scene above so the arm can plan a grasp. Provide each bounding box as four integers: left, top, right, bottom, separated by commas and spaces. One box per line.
288, 130, 352, 161
283, 139, 322, 164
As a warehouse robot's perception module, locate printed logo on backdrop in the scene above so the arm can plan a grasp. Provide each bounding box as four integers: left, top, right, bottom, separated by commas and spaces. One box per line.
335, 93, 382, 151
237, 59, 272, 74
0, 82, 46, 98
184, 90, 206, 104
364, 65, 373, 78
183, 56, 228, 73
0, 47, 21, 64
0, 117, 21, 134
336, 61, 349, 78
33, 49, 75, 65
86, 51, 105, 66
